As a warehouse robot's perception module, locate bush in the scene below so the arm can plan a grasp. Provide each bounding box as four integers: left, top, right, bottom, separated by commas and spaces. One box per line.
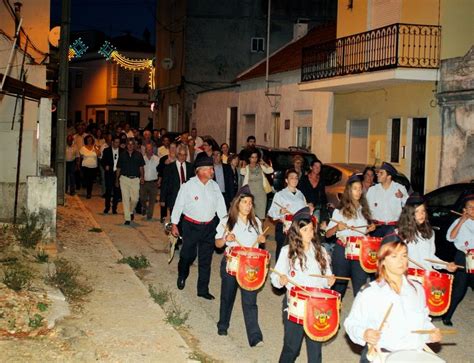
165, 296, 189, 327
35, 250, 49, 263
148, 284, 170, 307
12, 210, 45, 249
46, 258, 92, 301
2, 263, 33, 291
117, 254, 150, 270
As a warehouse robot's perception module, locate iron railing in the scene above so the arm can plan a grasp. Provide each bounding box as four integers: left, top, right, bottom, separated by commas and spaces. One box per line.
301, 23, 441, 82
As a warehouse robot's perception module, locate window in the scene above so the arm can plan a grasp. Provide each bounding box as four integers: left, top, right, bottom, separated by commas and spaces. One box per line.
296, 126, 312, 150
390, 118, 401, 163
74, 71, 83, 88
251, 37, 265, 53
109, 110, 140, 129
168, 104, 179, 131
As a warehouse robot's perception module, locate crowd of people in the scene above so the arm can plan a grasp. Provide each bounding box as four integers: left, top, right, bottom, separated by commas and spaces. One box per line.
67, 120, 473, 362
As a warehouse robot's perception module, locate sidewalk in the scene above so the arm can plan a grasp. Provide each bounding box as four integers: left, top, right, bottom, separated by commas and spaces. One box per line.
0, 195, 192, 362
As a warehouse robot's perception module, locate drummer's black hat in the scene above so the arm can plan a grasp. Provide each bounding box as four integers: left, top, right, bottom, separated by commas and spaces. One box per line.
463, 194, 474, 204
406, 193, 425, 206
379, 161, 397, 176
235, 185, 252, 198
194, 153, 213, 169
347, 173, 362, 184
293, 207, 312, 223
380, 233, 402, 246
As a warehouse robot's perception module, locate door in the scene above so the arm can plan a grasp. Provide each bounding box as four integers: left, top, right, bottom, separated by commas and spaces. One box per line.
410, 118, 427, 193
229, 107, 238, 153
96, 110, 105, 124
272, 112, 280, 148
348, 119, 368, 163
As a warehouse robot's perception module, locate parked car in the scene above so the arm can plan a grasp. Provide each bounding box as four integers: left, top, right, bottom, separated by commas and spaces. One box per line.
257, 145, 317, 191
322, 163, 412, 209
424, 182, 474, 261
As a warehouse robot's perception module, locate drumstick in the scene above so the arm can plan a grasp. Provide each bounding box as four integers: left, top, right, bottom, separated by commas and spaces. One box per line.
251, 226, 270, 248
270, 268, 311, 294
223, 226, 244, 247
274, 201, 293, 216
450, 209, 463, 216
424, 258, 465, 270
368, 303, 393, 357
309, 274, 351, 281
408, 257, 425, 270
330, 219, 368, 231
411, 329, 457, 335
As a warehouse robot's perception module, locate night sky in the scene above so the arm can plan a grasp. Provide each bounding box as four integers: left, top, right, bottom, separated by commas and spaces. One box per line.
50, 0, 156, 44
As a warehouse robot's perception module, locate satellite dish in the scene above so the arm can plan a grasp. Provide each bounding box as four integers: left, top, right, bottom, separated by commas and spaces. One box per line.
49, 26, 61, 48
161, 58, 174, 70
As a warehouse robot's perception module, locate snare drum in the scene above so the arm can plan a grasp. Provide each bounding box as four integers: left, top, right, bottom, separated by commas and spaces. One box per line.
344, 236, 361, 260
407, 268, 453, 316
287, 286, 341, 341
384, 350, 445, 362
466, 249, 474, 274
226, 246, 268, 275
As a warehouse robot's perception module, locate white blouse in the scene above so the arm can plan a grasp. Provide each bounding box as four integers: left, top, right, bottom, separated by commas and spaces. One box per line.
406, 233, 445, 270
326, 207, 369, 238
80, 146, 98, 168
216, 216, 262, 250
271, 244, 332, 290
344, 277, 435, 351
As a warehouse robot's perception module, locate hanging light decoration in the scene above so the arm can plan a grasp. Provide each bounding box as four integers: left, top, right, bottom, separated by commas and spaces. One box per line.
68, 38, 88, 61
98, 41, 155, 89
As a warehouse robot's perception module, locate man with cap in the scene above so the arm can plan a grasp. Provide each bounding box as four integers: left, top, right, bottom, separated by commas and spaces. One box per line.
366, 161, 408, 237
442, 194, 474, 326
171, 152, 227, 300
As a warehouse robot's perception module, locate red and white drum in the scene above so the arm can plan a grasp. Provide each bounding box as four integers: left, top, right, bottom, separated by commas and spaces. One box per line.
466, 249, 474, 274
344, 236, 382, 273
344, 236, 360, 260
407, 268, 453, 316
287, 286, 341, 341
225, 246, 270, 291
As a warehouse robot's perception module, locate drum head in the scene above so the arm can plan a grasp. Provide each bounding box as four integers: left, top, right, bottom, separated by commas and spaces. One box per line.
385, 350, 445, 362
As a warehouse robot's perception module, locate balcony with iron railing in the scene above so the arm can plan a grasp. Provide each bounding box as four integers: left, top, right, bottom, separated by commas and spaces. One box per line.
301, 23, 441, 85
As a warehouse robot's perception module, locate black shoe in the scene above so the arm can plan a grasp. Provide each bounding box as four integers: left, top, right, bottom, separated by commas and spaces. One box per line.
86, 194, 92, 199
124, 221, 131, 226
160, 217, 165, 223
177, 278, 185, 290
442, 318, 453, 326
112, 209, 117, 215
103, 208, 110, 214
217, 329, 227, 336
198, 292, 215, 300
131, 213, 134, 221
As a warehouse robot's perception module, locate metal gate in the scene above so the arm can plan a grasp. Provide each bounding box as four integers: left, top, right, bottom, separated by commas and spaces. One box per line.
410, 118, 427, 193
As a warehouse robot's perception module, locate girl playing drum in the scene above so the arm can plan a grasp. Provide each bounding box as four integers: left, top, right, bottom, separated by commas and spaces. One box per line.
271, 207, 335, 363
398, 194, 457, 272
326, 174, 376, 297
215, 185, 266, 347
344, 234, 442, 362
268, 169, 308, 263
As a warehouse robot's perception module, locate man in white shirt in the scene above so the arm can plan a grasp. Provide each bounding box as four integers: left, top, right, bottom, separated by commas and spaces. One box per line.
366, 161, 408, 237
171, 153, 227, 300
139, 144, 160, 220
442, 194, 474, 326
191, 127, 203, 148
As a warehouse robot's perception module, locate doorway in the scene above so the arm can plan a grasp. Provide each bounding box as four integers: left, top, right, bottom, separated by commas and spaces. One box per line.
229, 107, 238, 153
347, 119, 368, 163
410, 118, 427, 193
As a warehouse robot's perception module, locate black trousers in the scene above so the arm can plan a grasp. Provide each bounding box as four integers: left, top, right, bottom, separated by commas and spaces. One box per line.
66, 161, 76, 194
332, 243, 371, 298
444, 250, 474, 320
178, 219, 216, 295
217, 257, 263, 346
82, 167, 97, 197
279, 298, 322, 363
370, 224, 395, 238
104, 170, 120, 211
275, 222, 286, 263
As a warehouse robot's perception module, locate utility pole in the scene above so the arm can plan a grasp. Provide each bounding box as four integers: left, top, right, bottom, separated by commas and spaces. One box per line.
55, 0, 71, 205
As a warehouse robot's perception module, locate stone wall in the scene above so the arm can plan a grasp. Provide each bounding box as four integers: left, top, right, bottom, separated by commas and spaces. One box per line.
437, 46, 474, 186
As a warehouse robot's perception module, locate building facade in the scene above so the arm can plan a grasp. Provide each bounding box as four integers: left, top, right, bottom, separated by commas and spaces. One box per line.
299, 0, 473, 193
68, 33, 154, 129
0, 0, 53, 221
155, 0, 336, 132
